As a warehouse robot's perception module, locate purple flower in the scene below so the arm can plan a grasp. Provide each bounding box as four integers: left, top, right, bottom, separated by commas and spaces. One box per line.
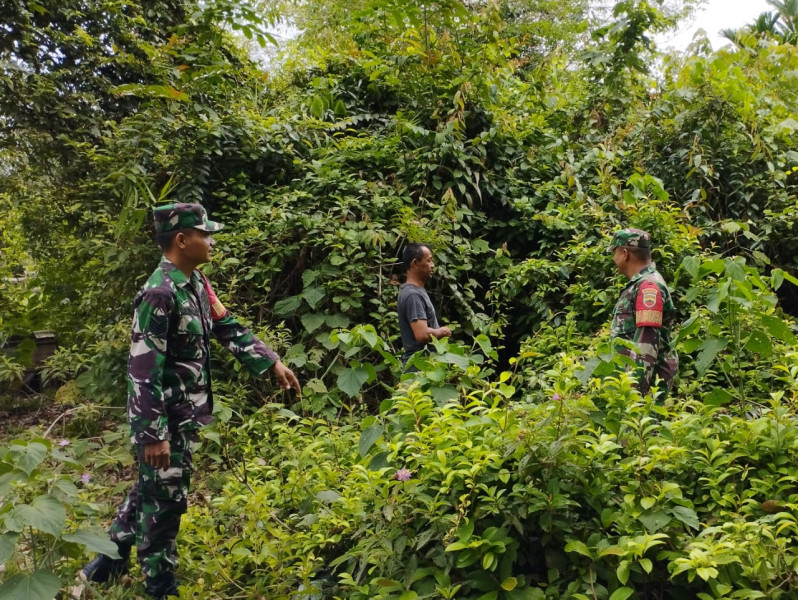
552, 393, 561, 401
80, 473, 92, 483
394, 468, 412, 482
58, 439, 70, 447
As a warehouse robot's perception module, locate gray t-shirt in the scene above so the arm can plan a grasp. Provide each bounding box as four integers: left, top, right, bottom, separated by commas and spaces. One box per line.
397, 283, 439, 361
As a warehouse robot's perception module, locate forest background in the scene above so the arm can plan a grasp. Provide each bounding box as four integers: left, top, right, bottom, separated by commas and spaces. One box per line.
2, 0, 798, 599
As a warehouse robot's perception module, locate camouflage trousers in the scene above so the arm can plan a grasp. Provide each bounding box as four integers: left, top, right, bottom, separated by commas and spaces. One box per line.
108, 430, 198, 578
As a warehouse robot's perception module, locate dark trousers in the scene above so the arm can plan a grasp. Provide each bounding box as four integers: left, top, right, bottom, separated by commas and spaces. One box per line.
109, 431, 196, 578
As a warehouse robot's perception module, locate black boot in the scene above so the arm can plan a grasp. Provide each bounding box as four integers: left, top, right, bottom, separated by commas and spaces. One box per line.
145, 572, 180, 599
81, 542, 132, 582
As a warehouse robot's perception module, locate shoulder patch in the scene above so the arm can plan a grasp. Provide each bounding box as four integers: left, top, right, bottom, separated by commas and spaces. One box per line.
635, 281, 663, 327
201, 274, 228, 321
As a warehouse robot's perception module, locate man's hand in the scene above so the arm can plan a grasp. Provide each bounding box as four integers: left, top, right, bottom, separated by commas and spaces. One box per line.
273, 360, 301, 395
434, 326, 453, 339
143, 440, 171, 470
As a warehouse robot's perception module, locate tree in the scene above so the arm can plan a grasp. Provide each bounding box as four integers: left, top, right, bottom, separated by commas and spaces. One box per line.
721, 0, 798, 46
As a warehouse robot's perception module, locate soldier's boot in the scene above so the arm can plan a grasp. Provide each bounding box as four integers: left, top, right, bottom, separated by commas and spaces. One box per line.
81, 542, 132, 582
145, 572, 180, 599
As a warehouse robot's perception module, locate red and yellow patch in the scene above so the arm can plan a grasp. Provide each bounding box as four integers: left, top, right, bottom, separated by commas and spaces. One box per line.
635, 281, 663, 327
201, 275, 228, 321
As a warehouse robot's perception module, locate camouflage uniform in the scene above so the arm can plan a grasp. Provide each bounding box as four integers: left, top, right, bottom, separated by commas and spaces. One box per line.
108, 203, 279, 580
608, 229, 678, 397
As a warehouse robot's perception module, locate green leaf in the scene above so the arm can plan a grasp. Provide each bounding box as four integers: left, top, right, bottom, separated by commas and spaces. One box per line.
304, 378, 327, 394
368, 452, 389, 470
752, 250, 771, 266
338, 367, 369, 397
772, 269, 785, 290
358, 325, 379, 348
700, 258, 726, 276
220, 257, 240, 268
303, 286, 326, 308
438, 352, 470, 370
273, 295, 301, 316
682, 256, 700, 279
597, 545, 624, 557
761, 314, 797, 345
14, 495, 66, 536
744, 330, 772, 356
695, 337, 728, 375
696, 566, 718, 581
608, 588, 634, 600
457, 519, 474, 541
0, 532, 18, 563
507, 588, 545, 600
358, 424, 383, 457
703, 387, 733, 406
501, 577, 518, 591
301, 313, 326, 333
315, 490, 341, 503
670, 505, 699, 530
0, 471, 26, 497
0, 570, 61, 600
326, 313, 350, 328
564, 540, 592, 558
578, 357, 599, 383
11, 442, 48, 475
782, 270, 798, 287
616, 560, 630, 585
202, 431, 221, 445
640, 496, 656, 510
333, 331, 352, 345
724, 257, 747, 281
638, 510, 670, 532
112, 83, 188, 102
310, 96, 324, 118
53, 479, 79, 499
445, 540, 469, 551
498, 383, 516, 398
429, 384, 459, 406
62, 529, 121, 558
706, 280, 730, 313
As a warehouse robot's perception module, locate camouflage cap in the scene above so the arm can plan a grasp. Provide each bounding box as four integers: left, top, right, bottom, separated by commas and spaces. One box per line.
153, 203, 223, 235
607, 228, 651, 253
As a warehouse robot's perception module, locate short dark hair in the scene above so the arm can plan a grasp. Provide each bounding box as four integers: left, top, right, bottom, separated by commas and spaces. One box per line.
155, 230, 181, 251
626, 246, 651, 262
402, 243, 430, 270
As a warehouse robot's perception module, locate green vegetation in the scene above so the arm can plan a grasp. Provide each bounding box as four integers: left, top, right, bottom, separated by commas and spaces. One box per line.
1, 0, 798, 598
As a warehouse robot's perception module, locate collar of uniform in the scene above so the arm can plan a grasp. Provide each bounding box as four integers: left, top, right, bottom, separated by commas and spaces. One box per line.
160, 257, 198, 289
627, 262, 657, 286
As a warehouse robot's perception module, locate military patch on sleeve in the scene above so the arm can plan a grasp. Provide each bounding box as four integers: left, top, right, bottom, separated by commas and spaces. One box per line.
210, 298, 226, 320
201, 274, 228, 321
635, 281, 663, 327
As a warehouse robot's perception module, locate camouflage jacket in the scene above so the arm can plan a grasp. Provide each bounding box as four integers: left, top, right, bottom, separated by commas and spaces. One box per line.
128, 258, 279, 444
610, 263, 678, 395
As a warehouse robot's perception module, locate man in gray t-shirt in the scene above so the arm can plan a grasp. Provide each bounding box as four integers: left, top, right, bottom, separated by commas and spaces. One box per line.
397, 243, 452, 365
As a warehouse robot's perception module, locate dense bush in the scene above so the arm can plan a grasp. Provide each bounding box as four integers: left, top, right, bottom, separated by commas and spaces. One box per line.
177, 331, 798, 600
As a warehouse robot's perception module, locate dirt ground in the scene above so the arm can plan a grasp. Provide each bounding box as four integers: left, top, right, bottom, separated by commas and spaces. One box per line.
0, 390, 66, 438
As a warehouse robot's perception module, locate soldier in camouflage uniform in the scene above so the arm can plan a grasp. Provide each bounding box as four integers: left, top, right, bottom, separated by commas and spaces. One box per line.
82, 203, 301, 599
608, 228, 678, 399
